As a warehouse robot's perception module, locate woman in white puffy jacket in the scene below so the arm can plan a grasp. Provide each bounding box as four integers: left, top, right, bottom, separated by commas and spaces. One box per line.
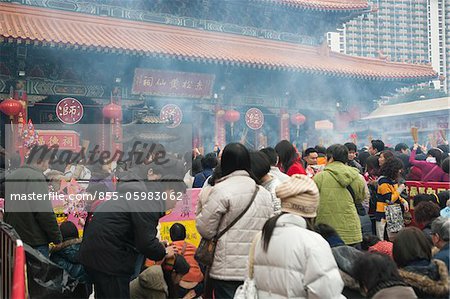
196, 143, 273, 298
253, 174, 345, 299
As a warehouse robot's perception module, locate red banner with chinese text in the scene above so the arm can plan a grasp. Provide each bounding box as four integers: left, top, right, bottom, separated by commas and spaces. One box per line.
36, 130, 81, 151
405, 181, 450, 209
132, 69, 215, 98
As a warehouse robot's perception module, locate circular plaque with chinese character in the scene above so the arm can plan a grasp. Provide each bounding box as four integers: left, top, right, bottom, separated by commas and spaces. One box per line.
245, 108, 264, 130
56, 98, 84, 124
160, 104, 183, 128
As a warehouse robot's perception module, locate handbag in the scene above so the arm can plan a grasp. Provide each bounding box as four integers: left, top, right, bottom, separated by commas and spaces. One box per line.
234, 233, 260, 299
195, 186, 259, 267
385, 204, 404, 233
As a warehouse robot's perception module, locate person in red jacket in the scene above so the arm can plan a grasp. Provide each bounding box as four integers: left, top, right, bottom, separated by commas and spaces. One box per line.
170, 223, 204, 298
275, 140, 306, 176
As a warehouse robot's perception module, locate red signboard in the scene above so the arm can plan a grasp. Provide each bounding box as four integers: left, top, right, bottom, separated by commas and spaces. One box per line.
56, 98, 84, 124
36, 130, 81, 151
405, 181, 450, 208
132, 69, 215, 98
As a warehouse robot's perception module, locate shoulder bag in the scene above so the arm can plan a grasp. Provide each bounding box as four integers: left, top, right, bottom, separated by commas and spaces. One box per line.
195, 186, 259, 267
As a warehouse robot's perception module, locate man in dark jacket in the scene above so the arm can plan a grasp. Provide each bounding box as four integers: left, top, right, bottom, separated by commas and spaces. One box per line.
78, 164, 182, 298
4, 145, 61, 257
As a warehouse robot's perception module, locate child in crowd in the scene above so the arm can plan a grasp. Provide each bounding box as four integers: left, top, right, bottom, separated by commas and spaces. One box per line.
50, 221, 90, 298
169, 223, 204, 298
130, 254, 190, 299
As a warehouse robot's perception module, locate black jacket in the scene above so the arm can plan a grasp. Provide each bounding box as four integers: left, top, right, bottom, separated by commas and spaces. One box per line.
50, 238, 89, 283
4, 165, 61, 246
78, 170, 166, 276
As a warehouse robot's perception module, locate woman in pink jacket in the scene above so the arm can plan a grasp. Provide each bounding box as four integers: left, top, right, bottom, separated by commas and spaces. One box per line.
409, 144, 448, 182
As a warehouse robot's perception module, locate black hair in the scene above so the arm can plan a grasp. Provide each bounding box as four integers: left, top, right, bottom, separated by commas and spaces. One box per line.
260, 147, 278, 166
427, 148, 443, 166
413, 193, 439, 206
365, 155, 380, 176
414, 201, 440, 225
393, 227, 432, 268
207, 164, 222, 186
262, 213, 284, 252
304, 147, 318, 157
371, 140, 385, 153
344, 142, 358, 153
261, 213, 314, 252
437, 191, 450, 210
191, 155, 203, 176
170, 223, 186, 241
361, 235, 381, 251
326, 144, 349, 163
59, 221, 79, 241
221, 143, 257, 182
395, 143, 409, 152
275, 140, 298, 174
353, 253, 403, 295
414, 145, 424, 155
380, 157, 403, 181
380, 150, 394, 161
314, 223, 340, 240
437, 144, 449, 156
442, 157, 449, 174
201, 153, 218, 170
314, 145, 327, 155
250, 151, 271, 182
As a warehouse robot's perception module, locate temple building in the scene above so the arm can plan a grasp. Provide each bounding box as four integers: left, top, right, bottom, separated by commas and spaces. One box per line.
0, 0, 436, 152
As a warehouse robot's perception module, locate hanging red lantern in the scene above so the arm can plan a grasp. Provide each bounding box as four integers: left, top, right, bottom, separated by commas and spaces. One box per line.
224, 109, 240, 123
290, 113, 306, 126
102, 103, 122, 120
224, 109, 240, 137
0, 98, 22, 119
290, 113, 306, 138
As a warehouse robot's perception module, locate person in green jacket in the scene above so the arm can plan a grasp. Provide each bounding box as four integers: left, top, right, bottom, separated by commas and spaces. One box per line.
314, 144, 366, 246
4, 145, 61, 257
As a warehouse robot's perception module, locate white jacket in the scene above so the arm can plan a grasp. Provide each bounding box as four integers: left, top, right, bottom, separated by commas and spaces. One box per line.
253, 214, 345, 299
196, 170, 273, 281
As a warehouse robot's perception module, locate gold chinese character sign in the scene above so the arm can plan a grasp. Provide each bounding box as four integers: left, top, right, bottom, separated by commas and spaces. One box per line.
132, 69, 215, 98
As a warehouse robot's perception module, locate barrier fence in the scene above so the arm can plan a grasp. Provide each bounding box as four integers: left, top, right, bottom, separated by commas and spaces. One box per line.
1, 222, 26, 299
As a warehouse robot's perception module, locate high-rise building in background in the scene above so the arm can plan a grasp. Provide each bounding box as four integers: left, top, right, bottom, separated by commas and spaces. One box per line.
328, 0, 448, 93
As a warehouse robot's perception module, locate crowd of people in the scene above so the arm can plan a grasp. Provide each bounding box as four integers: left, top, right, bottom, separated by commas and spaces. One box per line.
0, 137, 449, 299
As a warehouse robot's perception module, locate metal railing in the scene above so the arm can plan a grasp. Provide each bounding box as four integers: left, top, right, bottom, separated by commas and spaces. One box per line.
1, 221, 26, 299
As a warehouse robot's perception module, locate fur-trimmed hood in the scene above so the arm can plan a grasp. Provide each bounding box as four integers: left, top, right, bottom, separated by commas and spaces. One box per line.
50, 238, 82, 253
399, 259, 449, 298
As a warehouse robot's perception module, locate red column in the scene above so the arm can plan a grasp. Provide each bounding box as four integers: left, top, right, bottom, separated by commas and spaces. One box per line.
280, 109, 290, 141
215, 107, 226, 148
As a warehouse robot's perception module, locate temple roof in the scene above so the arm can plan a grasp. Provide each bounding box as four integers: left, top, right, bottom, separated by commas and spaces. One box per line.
0, 3, 435, 81
362, 97, 450, 120
258, 0, 369, 11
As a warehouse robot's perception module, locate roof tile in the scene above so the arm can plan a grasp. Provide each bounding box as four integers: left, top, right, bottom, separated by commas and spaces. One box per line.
0, 3, 436, 80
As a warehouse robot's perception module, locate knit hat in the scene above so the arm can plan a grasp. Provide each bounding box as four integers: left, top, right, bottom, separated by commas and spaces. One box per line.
275, 174, 320, 218
368, 240, 393, 258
